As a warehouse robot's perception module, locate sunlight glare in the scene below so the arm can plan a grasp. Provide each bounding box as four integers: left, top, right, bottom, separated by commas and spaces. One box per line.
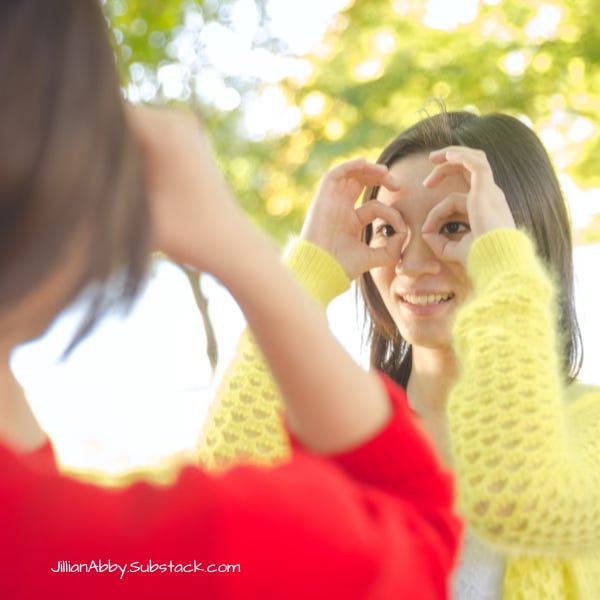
525, 4, 563, 42
424, 0, 479, 31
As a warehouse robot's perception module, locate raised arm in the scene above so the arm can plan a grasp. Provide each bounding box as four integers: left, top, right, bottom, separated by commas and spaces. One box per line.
0, 106, 462, 598
422, 146, 600, 554
199, 158, 406, 467
132, 108, 401, 455
450, 229, 600, 553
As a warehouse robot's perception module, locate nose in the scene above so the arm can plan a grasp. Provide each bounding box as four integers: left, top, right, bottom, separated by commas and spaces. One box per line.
395, 231, 441, 277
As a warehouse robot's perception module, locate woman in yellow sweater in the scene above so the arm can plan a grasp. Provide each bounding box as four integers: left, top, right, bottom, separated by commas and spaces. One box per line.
199, 111, 600, 599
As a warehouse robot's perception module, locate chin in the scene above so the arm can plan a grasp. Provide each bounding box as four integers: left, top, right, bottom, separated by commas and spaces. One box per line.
399, 325, 453, 350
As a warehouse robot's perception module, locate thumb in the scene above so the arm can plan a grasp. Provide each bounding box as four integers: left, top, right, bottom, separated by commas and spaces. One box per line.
421, 232, 470, 265
363, 234, 405, 271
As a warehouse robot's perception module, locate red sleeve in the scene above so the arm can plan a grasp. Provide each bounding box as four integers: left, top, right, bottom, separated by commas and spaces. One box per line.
19, 439, 59, 474
0, 376, 460, 600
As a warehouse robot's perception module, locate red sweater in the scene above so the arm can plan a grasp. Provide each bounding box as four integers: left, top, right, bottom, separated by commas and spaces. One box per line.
0, 375, 460, 599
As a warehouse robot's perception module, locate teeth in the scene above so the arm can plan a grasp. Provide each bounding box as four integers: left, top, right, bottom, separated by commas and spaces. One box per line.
401, 293, 453, 305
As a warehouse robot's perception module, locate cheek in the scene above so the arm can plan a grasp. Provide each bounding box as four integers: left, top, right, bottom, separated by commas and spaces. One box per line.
449, 264, 472, 296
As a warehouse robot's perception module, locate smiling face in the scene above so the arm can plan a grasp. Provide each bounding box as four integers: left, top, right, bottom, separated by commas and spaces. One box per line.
369, 153, 472, 351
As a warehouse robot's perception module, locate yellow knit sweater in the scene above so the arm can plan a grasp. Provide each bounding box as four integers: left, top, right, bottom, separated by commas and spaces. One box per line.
198, 230, 600, 599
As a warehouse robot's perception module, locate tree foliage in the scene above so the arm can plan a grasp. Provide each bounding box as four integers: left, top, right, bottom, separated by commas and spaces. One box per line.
104, 0, 600, 244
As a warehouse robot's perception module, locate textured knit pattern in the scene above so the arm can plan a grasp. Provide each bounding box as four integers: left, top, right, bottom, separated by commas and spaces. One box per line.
198, 329, 290, 469
449, 229, 600, 599
198, 231, 600, 599
198, 240, 350, 469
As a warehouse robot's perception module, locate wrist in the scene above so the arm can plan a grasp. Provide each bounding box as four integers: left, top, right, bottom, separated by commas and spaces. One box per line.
216, 225, 280, 295
284, 239, 351, 307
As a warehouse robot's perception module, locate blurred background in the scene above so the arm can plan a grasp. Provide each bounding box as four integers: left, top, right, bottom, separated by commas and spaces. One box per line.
12, 0, 600, 478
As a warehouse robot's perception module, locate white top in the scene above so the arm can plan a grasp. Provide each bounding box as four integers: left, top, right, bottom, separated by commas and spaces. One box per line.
451, 529, 505, 600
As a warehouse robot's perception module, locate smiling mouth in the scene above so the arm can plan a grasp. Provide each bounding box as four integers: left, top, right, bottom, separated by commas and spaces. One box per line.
399, 293, 455, 306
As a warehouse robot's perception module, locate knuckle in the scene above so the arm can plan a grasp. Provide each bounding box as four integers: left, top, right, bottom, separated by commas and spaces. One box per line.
352, 157, 367, 171
448, 192, 466, 201
472, 149, 490, 167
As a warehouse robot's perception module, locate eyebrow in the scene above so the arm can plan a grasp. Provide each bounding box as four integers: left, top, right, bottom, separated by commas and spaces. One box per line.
441, 210, 469, 219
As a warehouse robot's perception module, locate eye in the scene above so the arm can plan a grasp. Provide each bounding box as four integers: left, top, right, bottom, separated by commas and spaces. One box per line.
440, 221, 470, 241
374, 224, 396, 238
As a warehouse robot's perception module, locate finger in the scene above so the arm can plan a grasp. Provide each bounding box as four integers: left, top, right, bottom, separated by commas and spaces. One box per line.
428, 145, 467, 163
355, 201, 407, 235
329, 159, 402, 189
421, 193, 470, 264
125, 104, 155, 145
421, 193, 468, 234
429, 146, 492, 174
421, 231, 448, 261
127, 106, 202, 156
381, 170, 403, 191
127, 104, 194, 131
328, 157, 369, 179
363, 235, 405, 271
427, 147, 494, 194
422, 162, 470, 188
422, 228, 471, 265
429, 145, 487, 162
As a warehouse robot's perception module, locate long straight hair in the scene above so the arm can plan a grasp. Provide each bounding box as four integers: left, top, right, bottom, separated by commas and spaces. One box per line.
0, 0, 151, 350
359, 111, 583, 386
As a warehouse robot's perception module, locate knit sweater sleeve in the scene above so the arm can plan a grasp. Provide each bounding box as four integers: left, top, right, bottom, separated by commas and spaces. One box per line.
198, 239, 351, 469
448, 228, 600, 555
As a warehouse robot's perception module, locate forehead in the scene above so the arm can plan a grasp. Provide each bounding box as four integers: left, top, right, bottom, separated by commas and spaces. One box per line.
376, 153, 470, 217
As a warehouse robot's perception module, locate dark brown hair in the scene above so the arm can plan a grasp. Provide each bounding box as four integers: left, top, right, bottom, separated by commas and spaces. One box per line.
0, 0, 150, 350
359, 110, 583, 385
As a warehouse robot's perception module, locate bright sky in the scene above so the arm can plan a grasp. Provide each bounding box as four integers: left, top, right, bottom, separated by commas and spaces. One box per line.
11, 0, 600, 474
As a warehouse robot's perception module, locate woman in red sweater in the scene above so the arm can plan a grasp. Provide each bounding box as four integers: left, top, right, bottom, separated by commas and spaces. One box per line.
0, 1, 459, 599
